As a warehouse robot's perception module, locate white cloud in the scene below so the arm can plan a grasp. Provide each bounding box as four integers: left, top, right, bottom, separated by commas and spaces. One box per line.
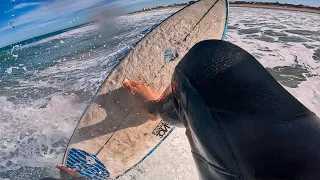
12, 2, 42, 10
5, 0, 151, 31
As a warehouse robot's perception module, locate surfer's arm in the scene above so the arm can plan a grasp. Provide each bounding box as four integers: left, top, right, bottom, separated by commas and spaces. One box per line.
147, 85, 183, 127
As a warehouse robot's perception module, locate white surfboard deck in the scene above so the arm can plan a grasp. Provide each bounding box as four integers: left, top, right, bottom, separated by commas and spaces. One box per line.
63, 0, 229, 179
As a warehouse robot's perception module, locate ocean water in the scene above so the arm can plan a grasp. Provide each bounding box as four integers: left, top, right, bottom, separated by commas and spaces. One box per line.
0, 8, 180, 179
0, 7, 320, 180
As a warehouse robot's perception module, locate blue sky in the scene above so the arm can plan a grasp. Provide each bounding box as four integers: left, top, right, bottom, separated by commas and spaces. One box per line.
0, 0, 190, 48
0, 0, 319, 48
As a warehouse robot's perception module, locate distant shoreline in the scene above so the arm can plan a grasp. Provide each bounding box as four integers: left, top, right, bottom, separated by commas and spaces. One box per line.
230, 4, 320, 14
129, 1, 197, 14
128, 5, 185, 14
131, 1, 320, 15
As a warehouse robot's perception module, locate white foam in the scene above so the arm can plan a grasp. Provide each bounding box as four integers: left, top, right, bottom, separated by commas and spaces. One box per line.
225, 7, 320, 69
5, 67, 19, 74
11, 45, 20, 58
21, 24, 98, 49
0, 94, 86, 172
286, 76, 320, 117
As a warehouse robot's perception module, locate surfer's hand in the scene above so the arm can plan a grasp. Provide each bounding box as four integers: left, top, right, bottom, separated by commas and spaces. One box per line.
123, 79, 159, 120
56, 165, 86, 180
123, 79, 156, 102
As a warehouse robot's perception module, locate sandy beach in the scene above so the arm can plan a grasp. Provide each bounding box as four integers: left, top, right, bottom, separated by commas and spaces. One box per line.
230, 4, 320, 14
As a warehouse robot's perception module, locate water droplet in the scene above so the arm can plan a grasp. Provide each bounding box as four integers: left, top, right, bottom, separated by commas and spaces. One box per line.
8, 22, 15, 28
86, 156, 96, 165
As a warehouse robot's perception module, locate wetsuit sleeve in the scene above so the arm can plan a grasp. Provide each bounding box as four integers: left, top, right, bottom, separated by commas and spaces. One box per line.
147, 86, 184, 127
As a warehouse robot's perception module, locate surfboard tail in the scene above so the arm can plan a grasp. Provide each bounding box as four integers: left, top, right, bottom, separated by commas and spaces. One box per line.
66, 148, 110, 180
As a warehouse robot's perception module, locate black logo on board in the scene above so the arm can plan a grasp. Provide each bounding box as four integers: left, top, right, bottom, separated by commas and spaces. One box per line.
152, 121, 172, 138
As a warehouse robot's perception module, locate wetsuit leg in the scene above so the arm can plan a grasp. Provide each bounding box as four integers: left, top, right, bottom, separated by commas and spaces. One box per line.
167, 40, 320, 180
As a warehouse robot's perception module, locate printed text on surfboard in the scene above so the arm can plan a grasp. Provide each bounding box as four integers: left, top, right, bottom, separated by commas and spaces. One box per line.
152, 121, 171, 138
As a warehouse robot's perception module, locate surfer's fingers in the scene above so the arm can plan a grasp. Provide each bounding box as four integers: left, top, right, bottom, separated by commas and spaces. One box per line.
122, 79, 132, 88
129, 80, 139, 86
56, 165, 66, 170
123, 79, 140, 88
123, 81, 130, 87
56, 165, 81, 177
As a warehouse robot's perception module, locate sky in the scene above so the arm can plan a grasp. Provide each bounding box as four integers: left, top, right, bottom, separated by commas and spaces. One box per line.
0, 0, 190, 48
0, 0, 319, 48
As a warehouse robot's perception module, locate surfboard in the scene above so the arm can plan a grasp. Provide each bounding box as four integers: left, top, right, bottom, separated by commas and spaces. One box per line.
63, 0, 229, 179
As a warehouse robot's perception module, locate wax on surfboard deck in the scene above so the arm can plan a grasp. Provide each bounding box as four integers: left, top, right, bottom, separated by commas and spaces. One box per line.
63, 0, 229, 179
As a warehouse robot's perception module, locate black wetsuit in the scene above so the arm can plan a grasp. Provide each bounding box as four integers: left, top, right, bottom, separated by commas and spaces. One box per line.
155, 40, 320, 180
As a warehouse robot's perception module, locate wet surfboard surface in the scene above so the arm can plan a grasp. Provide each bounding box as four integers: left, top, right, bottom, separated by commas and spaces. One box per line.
63, 0, 229, 179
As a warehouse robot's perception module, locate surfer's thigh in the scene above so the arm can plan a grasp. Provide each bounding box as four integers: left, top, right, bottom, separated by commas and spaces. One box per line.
172, 39, 313, 121
172, 40, 320, 179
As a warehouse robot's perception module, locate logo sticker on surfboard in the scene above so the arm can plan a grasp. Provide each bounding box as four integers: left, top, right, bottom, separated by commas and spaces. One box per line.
152, 121, 172, 138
